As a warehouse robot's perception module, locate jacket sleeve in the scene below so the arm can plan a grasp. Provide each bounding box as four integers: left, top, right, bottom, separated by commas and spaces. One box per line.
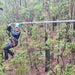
11, 30, 21, 36
7, 26, 13, 32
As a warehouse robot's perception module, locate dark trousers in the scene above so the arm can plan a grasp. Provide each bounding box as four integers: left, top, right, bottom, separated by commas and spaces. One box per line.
3, 42, 15, 60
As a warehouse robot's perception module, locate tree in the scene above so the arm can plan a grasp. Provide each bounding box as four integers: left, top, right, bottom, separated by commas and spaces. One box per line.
25, 0, 27, 8
44, 0, 50, 72
19, 0, 21, 6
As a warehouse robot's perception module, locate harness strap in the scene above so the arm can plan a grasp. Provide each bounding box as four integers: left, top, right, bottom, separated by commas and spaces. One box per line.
12, 40, 15, 46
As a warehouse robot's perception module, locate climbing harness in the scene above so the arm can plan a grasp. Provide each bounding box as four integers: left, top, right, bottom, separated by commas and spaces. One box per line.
12, 40, 16, 46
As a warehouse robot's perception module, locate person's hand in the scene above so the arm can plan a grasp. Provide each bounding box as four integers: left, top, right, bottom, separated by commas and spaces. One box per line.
8, 24, 11, 26
7, 21, 11, 26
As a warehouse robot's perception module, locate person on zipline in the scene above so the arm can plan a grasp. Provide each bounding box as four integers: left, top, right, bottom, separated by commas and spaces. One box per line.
3, 22, 21, 62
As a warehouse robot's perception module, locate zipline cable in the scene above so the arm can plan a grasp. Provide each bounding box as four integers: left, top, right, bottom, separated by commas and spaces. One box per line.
10, 20, 75, 25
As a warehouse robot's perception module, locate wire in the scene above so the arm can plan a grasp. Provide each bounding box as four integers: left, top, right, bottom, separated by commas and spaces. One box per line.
10, 20, 75, 25
45, 0, 72, 5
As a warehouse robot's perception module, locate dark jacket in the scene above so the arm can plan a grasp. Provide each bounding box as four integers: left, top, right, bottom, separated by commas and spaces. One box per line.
7, 26, 21, 46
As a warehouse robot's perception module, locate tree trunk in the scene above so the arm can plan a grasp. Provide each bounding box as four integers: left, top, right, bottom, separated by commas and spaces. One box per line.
70, 0, 73, 19
25, 0, 27, 8
14, 0, 16, 4
53, 17, 57, 31
73, 23, 75, 30
66, 23, 71, 42
73, 0, 75, 30
16, 6, 19, 22
44, 0, 50, 72
19, 0, 21, 6
45, 26, 50, 72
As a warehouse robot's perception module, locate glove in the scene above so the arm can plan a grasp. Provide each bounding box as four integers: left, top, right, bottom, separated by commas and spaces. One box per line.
8, 24, 11, 26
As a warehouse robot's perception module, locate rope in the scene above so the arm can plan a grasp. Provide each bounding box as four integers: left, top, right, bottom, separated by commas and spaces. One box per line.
10, 20, 75, 25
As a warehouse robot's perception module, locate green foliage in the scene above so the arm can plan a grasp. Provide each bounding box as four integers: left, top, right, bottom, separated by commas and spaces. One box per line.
0, 65, 5, 75
73, 30, 75, 37
68, 29, 73, 37
56, 23, 67, 39
46, 38, 57, 48
31, 25, 37, 40
31, 52, 39, 66
0, 1, 3, 7
33, 3, 43, 12
11, 50, 29, 75
0, 31, 4, 63
55, 64, 60, 69
40, 13, 46, 20
50, 5, 59, 17
0, 0, 75, 75
68, 42, 75, 51
21, 42, 28, 48
19, 6, 27, 14
62, 64, 75, 75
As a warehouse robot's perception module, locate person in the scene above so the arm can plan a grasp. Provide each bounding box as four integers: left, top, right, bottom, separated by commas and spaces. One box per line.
3, 22, 21, 62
